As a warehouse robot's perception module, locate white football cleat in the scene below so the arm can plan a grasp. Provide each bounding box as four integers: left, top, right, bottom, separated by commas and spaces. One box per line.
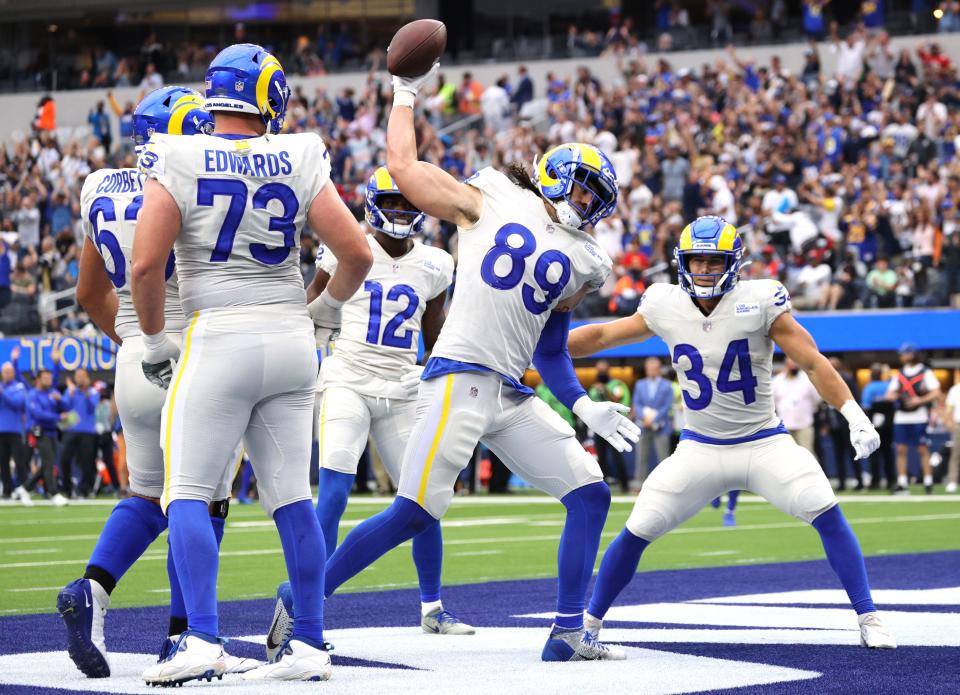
858, 612, 897, 649
242, 638, 332, 681
584, 612, 603, 640
421, 607, 476, 635
142, 632, 226, 686
14, 486, 33, 506
51, 493, 69, 507
224, 653, 263, 674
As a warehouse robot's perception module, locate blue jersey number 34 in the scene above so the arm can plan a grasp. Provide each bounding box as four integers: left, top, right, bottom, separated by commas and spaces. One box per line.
673, 339, 758, 411
479, 223, 571, 314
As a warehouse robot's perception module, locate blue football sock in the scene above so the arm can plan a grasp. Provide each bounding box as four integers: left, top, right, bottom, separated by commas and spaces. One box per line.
168, 499, 219, 636
555, 482, 610, 629
86, 496, 167, 592
167, 510, 227, 630
812, 505, 875, 614
412, 519, 443, 603
275, 500, 326, 642
727, 490, 740, 511
316, 468, 354, 558
587, 527, 650, 620
325, 496, 436, 598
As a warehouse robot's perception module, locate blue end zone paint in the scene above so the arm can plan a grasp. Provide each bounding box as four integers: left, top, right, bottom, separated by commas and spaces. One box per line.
2, 551, 957, 695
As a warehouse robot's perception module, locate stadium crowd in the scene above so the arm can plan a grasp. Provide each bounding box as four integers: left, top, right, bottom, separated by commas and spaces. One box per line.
3, 12, 960, 502
4, 17, 960, 335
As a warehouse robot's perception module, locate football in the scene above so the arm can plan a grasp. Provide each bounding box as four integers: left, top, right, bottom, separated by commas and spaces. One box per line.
386, 19, 447, 77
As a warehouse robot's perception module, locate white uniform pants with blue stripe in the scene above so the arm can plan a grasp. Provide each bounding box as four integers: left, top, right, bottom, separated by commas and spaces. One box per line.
397, 370, 603, 518
161, 307, 318, 517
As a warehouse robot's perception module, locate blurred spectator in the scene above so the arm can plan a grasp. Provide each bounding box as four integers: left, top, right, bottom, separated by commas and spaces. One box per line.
866, 256, 898, 307
457, 72, 483, 117
58, 367, 100, 498
587, 360, 630, 492
886, 343, 941, 494
0, 347, 28, 503
802, 0, 829, 40
829, 357, 863, 490
32, 95, 55, 133
772, 357, 821, 454
138, 63, 163, 92
862, 362, 895, 489
945, 378, 960, 493
631, 356, 673, 484
511, 65, 533, 111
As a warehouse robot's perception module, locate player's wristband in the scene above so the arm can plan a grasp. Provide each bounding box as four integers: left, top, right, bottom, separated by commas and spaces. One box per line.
393, 91, 416, 109
142, 331, 169, 352
840, 399, 870, 425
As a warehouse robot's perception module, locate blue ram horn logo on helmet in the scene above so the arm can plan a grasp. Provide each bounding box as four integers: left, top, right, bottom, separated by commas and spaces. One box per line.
132, 86, 213, 149
204, 43, 291, 134
364, 167, 425, 239
674, 215, 744, 299
534, 142, 619, 229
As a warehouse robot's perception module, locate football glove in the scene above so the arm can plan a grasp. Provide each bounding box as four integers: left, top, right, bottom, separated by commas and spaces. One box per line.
572, 396, 641, 454
849, 420, 881, 461
141, 332, 181, 390
400, 365, 424, 399
392, 62, 440, 99
308, 290, 343, 332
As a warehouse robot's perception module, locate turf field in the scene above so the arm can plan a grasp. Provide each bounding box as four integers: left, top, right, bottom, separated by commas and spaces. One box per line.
2, 490, 958, 616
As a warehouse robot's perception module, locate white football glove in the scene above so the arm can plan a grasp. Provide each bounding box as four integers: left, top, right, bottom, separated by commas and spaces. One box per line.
840, 400, 880, 460
400, 365, 424, 399
308, 290, 343, 331
572, 395, 641, 453
392, 62, 440, 98
141, 332, 181, 390
849, 420, 881, 461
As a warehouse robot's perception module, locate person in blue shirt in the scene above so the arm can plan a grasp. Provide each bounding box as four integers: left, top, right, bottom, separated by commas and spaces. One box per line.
0, 346, 29, 503
58, 368, 100, 498
23, 356, 68, 506
87, 101, 112, 153
632, 356, 674, 483
803, 0, 829, 40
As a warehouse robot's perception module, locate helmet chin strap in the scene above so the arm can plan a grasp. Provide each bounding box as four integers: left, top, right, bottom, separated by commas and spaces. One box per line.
553, 200, 585, 228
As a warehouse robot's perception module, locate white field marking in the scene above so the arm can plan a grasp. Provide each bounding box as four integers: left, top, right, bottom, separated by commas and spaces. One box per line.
4, 547, 62, 555
450, 549, 504, 557
3, 492, 959, 509
4, 511, 960, 569
521, 599, 960, 646
5, 586, 67, 592
697, 550, 740, 557
0, 534, 100, 545
1, 516, 114, 526
693, 587, 960, 606
146, 589, 171, 594
227, 516, 542, 530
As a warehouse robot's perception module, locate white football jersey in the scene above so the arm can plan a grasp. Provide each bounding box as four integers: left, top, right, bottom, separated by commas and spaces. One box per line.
139, 132, 330, 314
638, 279, 792, 440
317, 234, 454, 399
80, 168, 186, 340
431, 167, 612, 382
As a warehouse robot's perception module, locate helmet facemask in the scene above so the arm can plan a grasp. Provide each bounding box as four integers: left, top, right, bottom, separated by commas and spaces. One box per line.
675, 248, 743, 298
367, 192, 424, 239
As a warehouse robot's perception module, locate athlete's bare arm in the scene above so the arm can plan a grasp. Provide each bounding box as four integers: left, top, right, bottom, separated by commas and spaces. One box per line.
131, 178, 180, 336
76, 237, 122, 345
306, 268, 331, 303
386, 104, 482, 228
307, 185, 372, 303
770, 312, 854, 410
567, 312, 654, 358
421, 292, 447, 355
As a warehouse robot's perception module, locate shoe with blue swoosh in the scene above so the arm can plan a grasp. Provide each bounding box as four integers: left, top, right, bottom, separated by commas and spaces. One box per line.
57, 578, 110, 678
541, 624, 626, 662
162, 634, 262, 673
421, 607, 476, 635
142, 631, 226, 686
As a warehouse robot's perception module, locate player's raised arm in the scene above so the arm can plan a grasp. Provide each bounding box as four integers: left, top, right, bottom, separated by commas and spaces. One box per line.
306, 268, 331, 304
770, 312, 879, 460
387, 69, 483, 228
567, 313, 654, 358
76, 237, 122, 345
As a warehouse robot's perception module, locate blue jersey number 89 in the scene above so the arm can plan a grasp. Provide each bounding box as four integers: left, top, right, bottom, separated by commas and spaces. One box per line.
479, 223, 571, 314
